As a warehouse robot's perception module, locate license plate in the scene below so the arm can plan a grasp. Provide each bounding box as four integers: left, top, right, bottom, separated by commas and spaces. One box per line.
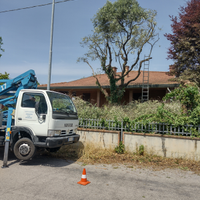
68, 137, 74, 142
64, 123, 73, 127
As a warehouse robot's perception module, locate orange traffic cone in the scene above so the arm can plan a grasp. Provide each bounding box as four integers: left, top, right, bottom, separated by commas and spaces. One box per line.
77, 168, 91, 186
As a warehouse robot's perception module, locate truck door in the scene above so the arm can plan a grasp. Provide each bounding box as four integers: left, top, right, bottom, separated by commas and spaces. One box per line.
15, 92, 49, 136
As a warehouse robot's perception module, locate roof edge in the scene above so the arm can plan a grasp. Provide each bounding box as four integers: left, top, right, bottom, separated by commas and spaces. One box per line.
38, 83, 179, 90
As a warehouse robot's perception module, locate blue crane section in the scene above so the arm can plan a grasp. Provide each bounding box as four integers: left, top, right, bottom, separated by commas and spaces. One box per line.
0, 69, 37, 106
0, 69, 38, 167
0, 69, 80, 168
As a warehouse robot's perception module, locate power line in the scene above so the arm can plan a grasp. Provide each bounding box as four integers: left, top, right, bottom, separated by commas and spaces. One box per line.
0, 0, 73, 14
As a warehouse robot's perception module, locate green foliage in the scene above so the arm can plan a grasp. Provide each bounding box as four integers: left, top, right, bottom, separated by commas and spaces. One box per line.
115, 141, 125, 154
139, 145, 144, 155
179, 68, 200, 88
93, 0, 148, 36
0, 72, 9, 111
128, 84, 200, 130
163, 84, 200, 113
0, 72, 9, 80
78, 0, 159, 104
0, 72, 9, 87
75, 84, 200, 137
74, 97, 181, 121
74, 97, 106, 119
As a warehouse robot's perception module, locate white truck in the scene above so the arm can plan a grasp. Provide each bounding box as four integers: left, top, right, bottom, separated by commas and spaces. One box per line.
0, 70, 79, 167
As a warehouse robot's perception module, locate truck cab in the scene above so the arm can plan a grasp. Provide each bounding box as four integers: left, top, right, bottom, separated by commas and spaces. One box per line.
0, 76, 80, 161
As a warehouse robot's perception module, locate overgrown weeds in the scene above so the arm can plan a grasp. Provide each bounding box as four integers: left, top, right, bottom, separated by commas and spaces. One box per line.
139, 145, 144, 156
74, 96, 200, 137
45, 142, 200, 174
114, 141, 125, 154
73, 97, 181, 121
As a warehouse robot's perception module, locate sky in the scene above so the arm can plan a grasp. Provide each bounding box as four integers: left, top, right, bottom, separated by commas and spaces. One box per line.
0, 0, 187, 85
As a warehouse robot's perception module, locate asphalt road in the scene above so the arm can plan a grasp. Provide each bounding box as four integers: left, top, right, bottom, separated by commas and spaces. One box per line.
0, 147, 200, 200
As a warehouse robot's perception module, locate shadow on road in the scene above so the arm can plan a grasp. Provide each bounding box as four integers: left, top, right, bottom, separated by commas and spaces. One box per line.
0, 147, 75, 168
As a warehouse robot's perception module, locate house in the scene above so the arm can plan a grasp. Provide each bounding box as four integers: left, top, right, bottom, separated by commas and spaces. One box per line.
38, 68, 179, 107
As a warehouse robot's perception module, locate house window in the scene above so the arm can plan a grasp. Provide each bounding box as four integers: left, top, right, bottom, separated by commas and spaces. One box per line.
82, 93, 90, 102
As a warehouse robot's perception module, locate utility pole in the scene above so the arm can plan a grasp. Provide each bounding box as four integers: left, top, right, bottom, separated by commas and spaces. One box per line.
47, 0, 55, 90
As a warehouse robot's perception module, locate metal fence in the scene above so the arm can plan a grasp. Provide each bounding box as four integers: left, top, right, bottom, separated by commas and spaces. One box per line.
79, 118, 200, 138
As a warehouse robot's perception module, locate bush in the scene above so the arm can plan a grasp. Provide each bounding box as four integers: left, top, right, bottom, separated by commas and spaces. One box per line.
73, 84, 200, 137
115, 142, 125, 154
73, 97, 181, 121
139, 145, 144, 156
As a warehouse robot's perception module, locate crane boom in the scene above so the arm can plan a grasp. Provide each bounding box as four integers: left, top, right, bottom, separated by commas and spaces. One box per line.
0, 70, 37, 106
0, 70, 37, 167
0, 69, 79, 168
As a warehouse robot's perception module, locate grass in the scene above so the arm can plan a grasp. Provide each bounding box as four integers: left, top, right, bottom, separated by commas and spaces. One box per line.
55, 98, 200, 174
44, 142, 200, 174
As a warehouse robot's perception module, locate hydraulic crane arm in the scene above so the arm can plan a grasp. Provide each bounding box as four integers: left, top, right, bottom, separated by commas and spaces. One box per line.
0, 69, 38, 168
0, 69, 37, 107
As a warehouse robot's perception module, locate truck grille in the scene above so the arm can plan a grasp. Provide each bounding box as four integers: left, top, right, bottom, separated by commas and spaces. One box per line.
60, 130, 66, 135
60, 130, 73, 135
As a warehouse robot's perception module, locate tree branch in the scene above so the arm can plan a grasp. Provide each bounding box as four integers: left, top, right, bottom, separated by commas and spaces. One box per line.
124, 56, 152, 87
83, 59, 109, 98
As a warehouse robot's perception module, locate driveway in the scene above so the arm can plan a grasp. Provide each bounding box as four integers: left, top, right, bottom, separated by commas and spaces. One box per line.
0, 147, 200, 200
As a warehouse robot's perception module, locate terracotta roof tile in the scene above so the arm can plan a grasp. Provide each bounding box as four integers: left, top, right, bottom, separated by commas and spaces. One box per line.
38, 71, 176, 88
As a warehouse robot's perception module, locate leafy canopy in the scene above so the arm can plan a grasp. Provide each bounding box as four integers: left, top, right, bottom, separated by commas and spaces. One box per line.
164, 83, 200, 113
79, 0, 159, 103
93, 0, 148, 35
0, 72, 9, 80
165, 0, 200, 80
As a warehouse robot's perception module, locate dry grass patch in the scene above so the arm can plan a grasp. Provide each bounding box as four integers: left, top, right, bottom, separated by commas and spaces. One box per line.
45, 142, 200, 174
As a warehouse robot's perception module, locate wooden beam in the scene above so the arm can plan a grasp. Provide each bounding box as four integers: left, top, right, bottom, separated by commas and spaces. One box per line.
129, 90, 133, 103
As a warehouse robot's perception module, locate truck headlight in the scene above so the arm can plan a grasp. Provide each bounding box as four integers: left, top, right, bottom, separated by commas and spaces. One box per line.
47, 130, 61, 137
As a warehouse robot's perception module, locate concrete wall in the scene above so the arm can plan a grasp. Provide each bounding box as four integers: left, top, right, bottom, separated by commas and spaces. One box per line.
77, 128, 200, 161
77, 128, 119, 149
125, 133, 200, 161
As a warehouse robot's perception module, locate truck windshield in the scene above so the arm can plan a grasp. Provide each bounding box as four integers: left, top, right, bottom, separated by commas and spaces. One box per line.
47, 92, 77, 118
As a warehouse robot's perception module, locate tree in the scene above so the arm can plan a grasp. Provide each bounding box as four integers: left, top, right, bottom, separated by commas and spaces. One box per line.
0, 37, 4, 57
0, 72, 9, 80
78, 0, 159, 104
0, 72, 9, 111
165, 0, 200, 83
177, 68, 200, 87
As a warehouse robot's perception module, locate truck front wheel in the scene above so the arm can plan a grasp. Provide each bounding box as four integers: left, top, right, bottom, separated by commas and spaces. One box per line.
14, 138, 36, 160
